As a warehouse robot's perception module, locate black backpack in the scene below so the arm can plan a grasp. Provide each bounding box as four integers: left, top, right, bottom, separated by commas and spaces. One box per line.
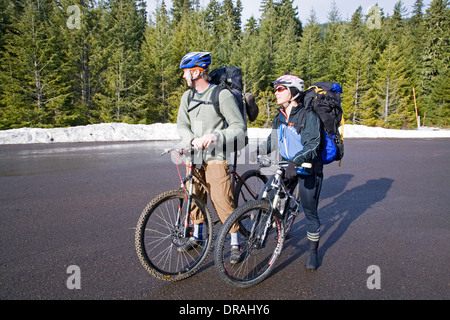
187, 66, 259, 127
300, 82, 344, 165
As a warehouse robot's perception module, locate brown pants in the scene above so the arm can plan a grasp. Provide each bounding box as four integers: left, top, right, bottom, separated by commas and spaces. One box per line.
187, 160, 238, 233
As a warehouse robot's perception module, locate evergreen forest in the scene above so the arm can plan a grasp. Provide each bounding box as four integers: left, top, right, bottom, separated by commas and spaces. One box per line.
0, 0, 448, 130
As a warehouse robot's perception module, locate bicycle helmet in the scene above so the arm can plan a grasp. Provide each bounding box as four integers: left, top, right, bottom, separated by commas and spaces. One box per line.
272, 75, 304, 92
180, 52, 211, 70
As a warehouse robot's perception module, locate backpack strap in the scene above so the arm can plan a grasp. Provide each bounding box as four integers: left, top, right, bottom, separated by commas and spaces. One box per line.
187, 86, 226, 126
295, 106, 311, 133
187, 89, 212, 113
211, 85, 226, 125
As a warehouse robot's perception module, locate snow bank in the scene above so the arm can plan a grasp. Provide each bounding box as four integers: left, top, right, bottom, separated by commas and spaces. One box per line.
0, 123, 449, 145
342, 124, 450, 138
0, 123, 178, 144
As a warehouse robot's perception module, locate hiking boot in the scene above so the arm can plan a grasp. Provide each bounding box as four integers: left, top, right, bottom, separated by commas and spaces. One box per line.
177, 237, 201, 252
306, 251, 318, 271
230, 245, 242, 264
305, 239, 319, 271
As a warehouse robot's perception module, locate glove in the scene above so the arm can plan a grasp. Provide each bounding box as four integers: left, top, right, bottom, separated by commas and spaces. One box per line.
284, 162, 298, 182
249, 151, 258, 162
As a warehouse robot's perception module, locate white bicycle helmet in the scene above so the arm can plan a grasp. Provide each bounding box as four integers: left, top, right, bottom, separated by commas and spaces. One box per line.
272, 75, 304, 92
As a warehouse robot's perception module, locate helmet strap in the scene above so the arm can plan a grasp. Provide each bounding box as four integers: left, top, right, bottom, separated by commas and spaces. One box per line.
289, 93, 299, 102
189, 68, 205, 82
189, 70, 198, 81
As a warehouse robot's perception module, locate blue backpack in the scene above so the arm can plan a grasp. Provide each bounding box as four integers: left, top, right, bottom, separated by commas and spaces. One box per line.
300, 82, 344, 165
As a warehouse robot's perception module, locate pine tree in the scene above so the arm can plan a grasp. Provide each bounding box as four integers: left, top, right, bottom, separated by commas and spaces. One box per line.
273, 0, 302, 76
257, 0, 278, 87
277, 0, 302, 36
0, 0, 69, 128
93, 0, 146, 123
50, 0, 105, 127
171, 0, 193, 23
365, 4, 388, 63
371, 42, 412, 128
0, 0, 447, 130
322, 2, 348, 84
341, 8, 363, 123
341, 9, 371, 125
421, 0, 449, 126
237, 16, 261, 95
408, 0, 426, 125
349, 6, 365, 39
208, 0, 241, 66
170, 0, 202, 57
141, 0, 179, 123
298, 9, 324, 86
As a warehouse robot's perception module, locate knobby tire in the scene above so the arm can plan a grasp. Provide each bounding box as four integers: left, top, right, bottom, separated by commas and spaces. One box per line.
135, 189, 213, 281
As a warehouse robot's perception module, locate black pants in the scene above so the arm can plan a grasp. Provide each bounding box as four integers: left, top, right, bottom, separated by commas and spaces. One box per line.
289, 173, 323, 234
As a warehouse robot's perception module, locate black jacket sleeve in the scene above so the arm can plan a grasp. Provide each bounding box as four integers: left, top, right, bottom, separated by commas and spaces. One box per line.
291, 110, 322, 168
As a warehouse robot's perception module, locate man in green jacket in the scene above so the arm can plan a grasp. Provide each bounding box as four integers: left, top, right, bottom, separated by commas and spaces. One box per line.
176, 52, 246, 264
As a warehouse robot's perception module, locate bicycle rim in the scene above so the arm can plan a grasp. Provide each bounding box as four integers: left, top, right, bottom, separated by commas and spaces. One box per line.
135, 189, 213, 281
214, 200, 285, 288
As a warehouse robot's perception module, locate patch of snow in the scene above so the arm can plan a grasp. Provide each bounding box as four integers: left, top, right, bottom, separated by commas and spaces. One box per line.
0, 123, 449, 145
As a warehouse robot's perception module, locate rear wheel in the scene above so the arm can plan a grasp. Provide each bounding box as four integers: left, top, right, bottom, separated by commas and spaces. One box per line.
233, 170, 267, 207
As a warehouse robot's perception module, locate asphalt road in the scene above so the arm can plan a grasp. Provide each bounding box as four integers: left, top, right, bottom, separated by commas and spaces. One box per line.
0, 139, 449, 302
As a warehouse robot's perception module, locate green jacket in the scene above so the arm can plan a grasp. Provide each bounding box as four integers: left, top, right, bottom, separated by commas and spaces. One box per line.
177, 84, 246, 161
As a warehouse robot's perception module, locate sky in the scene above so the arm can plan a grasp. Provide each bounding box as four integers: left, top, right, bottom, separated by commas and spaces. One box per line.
146, 0, 432, 24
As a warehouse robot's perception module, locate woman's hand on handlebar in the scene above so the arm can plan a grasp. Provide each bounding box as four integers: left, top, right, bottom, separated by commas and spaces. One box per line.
285, 162, 298, 181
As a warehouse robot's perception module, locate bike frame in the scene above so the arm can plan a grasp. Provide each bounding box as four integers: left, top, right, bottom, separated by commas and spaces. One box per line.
167, 146, 254, 229
253, 159, 301, 244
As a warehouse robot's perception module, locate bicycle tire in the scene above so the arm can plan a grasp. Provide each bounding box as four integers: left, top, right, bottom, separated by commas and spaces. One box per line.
135, 189, 213, 281
214, 200, 285, 288
233, 169, 268, 207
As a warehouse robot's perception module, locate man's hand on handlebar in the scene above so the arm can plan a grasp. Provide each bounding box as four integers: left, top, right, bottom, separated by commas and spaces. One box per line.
191, 133, 218, 150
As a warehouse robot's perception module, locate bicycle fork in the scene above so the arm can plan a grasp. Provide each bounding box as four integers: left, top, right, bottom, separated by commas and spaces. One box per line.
252, 169, 284, 248
176, 171, 195, 239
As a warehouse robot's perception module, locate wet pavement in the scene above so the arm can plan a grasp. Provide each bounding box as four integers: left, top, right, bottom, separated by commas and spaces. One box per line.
0, 139, 449, 302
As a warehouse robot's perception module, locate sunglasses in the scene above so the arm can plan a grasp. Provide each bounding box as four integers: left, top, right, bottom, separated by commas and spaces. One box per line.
275, 86, 288, 93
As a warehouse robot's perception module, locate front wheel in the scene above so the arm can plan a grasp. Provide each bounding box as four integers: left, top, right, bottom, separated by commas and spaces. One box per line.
214, 200, 285, 288
135, 189, 213, 281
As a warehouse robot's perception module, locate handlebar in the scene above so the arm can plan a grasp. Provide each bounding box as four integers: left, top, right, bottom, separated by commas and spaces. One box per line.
161, 139, 219, 156
161, 146, 195, 156
257, 155, 312, 169
162, 148, 312, 169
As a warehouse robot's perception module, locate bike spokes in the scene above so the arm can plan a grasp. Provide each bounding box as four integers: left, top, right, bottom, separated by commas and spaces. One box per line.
214, 200, 284, 288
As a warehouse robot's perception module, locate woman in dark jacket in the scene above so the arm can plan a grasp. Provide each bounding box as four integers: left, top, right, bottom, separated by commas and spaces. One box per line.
251, 75, 323, 271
